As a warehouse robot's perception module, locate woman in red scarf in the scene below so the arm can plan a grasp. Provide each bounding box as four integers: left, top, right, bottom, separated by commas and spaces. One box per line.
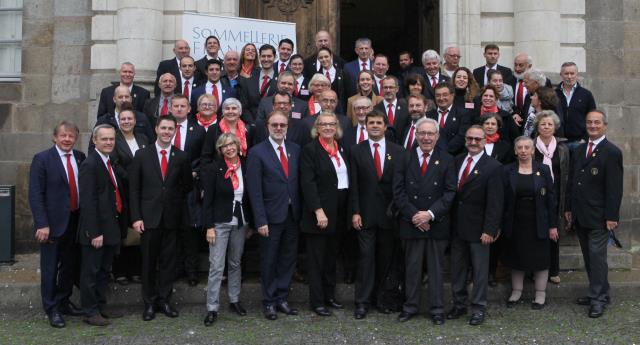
300, 112, 350, 317
201, 97, 254, 166
195, 94, 218, 131
239, 43, 258, 78
306, 73, 332, 116
202, 132, 252, 326
473, 85, 520, 145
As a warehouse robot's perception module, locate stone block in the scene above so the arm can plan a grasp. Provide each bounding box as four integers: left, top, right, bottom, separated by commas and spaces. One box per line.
51, 74, 85, 103
623, 0, 640, 21
0, 104, 14, 132
481, 0, 513, 13
480, 16, 513, 43
164, 0, 185, 11
560, 17, 586, 44
514, 11, 560, 42
623, 51, 640, 78
21, 46, 53, 75
623, 22, 640, 50
21, 75, 51, 104
211, 0, 239, 16
21, 19, 54, 47
118, 0, 163, 10
185, 0, 197, 11
586, 0, 623, 20
53, 0, 91, 16
0, 133, 53, 161
117, 8, 163, 40
23, 0, 54, 19
588, 78, 625, 106
517, 41, 560, 73
584, 47, 618, 74
513, 0, 561, 12
91, 14, 115, 40
559, 245, 632, 269
117, 39, 163, 73
0, 84, 22, 102
90, 43, 117, 69
585, 21, 623, 50
623, 80, 640, 106
14, 103, 89, 133
560, 0, 586, 15
52, 45, 89, 75
53, 16, 91, 45
163, 14, 178, 41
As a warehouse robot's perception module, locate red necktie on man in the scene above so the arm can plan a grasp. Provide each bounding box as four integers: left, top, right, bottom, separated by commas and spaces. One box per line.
160, 98, 169, 116
431, 76, 437, 88
106, 159, 123, 214
293, 80, 299, 96
439, 109, 448, 128
65, 153, 78, 211
373, 143, 382, 179
516, 80, 524, 109
586, 142, 594, 158
458, 156, 473, 190
173, 124, 181, 150
358, 126, 365, 144
325, 71, 331, 83
387, 104, 395, 126
406, 125, 415, 150
279, 62, 286, 74
260, 75, 270, 96
212, 83, 220, 108
160, 149, 168, 179
183, 80, 190, 101
420, 152, 430, 176
278, 146, 288, 178
361, 62, 367, 71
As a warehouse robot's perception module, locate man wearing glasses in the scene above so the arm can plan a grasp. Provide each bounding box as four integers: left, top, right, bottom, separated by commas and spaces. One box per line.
442, 46, 461, 78
446, 125, 504, 326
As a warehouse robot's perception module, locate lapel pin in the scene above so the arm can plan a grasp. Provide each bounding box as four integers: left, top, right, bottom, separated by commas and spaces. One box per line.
536, 171, 540, 176
387, 154, 391, 160
434, 181, 438, 185
591, 167, 598, 175
171, 152, 175, 157
452, 117, 456, 122
592, 152, 597, 157
541, 187, 546, 196
474, 169, 478, 174
189, 126, 193, 131
435, 160, 439, 165
133, 94, 137, 98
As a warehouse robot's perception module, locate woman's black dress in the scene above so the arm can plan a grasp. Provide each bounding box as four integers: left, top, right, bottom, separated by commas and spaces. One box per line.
505, 173, 550, 271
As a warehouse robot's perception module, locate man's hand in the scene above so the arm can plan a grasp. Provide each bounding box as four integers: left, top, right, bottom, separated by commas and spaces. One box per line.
35, 227, 50, 243
412, 211, 432, 226
206, 228, 216, 244
606, 221, 618, 232
417, 222, 431, 232
512, 114, 523, 126
564, 212, 572, 230
549, 227, 559, 242
133, 220, 145, 234
91, 235, 104, 249
258, 225, 269, 237
480, 233, 494, 245
352, 214, 363, 231
315, 209, 328, 230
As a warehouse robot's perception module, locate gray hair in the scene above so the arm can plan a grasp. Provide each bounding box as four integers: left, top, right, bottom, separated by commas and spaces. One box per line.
514, 53, 533, 65
534, 110, 561, 131
415, 117, 439, 134
421, 49, 441, 64
215, 132, 241, 156
354, 38, 372, 48
278, 70, 295, 80
309, 73, 331, 87
514, 135, 534, 147
588, 109, 609, 125
561, 61, 578, 72
525, 68, 546, 86
310, 111, 343, 140
221, 97, 242, 113
352, 96, 372, 108
92, 124, 115, 141
120, 61, 135, 71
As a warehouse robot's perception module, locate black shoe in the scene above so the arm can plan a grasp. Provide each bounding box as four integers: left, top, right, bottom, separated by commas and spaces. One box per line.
263, 305, 277, 320
58, 301, 84, 316
47, 311, 65, 328
577, 296, 610, 306
203, 311, 217, 326
83, 314, 110, 326
531, 302, 545, 310
142, 304, 155, 321
488, 274, 498, 287
276, 301, 298, 315
325, 298, 344, 309
431, 313, 445, 325
446, 306, 467, 319
354, 305, 367, 320
313, 306, 332, 316
469, 311, 485, 326
506, 299, 520, 308
156, 302, 179, 318
229, 302, 247, 316
344, 271, 355, 284
588, 304, 605, 318
397, 311, 414, 322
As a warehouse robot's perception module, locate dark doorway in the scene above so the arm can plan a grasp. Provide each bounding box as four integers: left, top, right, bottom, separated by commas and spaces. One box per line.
339, 0, 439, 74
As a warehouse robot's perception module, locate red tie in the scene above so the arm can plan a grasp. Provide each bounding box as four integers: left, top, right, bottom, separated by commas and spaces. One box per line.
279, 62, 286, 74
420, 152, 430, 176
358, 126, 365, 143
278, 145, 289, 178
458, 156, 473, 190
406, 125, 415, 150
183, 80, 190, 101
212, 84, 220, 107
160, 149, 168, 179
361, 62, 367, 71
379, 80, 383, 93
325, 70, 331, 83
260, 75, 270, 96
160, 98, 169, 116
106, 159, 123, 214
65, 153, 78, 211
516, 80, 524, 109
439, 109, 448, 128
431, 76, 437, 88
294, 80, 299, 96
373, 143, 382, 179
387, 104, 395, 125
587, 142, 594, 158
173, 124, 182, 150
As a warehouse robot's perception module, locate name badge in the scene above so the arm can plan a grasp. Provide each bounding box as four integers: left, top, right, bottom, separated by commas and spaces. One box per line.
292, 112, 301, 119
301, 90, 309, 96
465, 102, 475, 109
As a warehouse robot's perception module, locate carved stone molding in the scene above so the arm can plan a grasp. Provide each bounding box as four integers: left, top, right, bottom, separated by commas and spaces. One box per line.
263, 0, 314, 15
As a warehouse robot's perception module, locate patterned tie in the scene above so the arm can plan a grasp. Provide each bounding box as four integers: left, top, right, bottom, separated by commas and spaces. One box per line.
106, 159, 123, 214
160, 97, 169, 116
260, 75, 270, 96
406, 125, 415, 150
387, 104, 395, 126
420, 152, 430, 176
361, 62, 367, 71
458, 156, 474, 190
160, 149, 168, 179
431, 76, 437, 88
278, 145, 289, 178
439, 109, 448, 128
65, 153, 78, 211
358, 126, 365, 144
373, 143, 382, 179
173, 124, 181, 150
279, 62, 286, 74
183, 80, 190, 101
586, 142, 594, 158
516, 80, 524, 109
325, 70, 331, 83
212, 83, 220, 108
293, 80, 299, 96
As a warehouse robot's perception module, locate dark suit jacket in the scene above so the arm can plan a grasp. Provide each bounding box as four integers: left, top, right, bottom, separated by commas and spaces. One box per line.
555, 83, 597, 142
246, 139, 301, 227
566, 138, 623, 229
195, 56, 222, 83
393, 147, 457, 239
373, 98, 409, 144
175, 77, 204, 105
426, 106, 470, 156
486, 140, 514, 164
452, 153, 504, 241
202, 157, 252, 228
93, 111, 155, 149
421, 73, 451, 100
190, 80, 236, 116
200, 121, 255, 165
238, 70, 278, 122
178, 118, 206, 171
298, 113, 350, 148
154, 58, 181, 96
28, 147, 86, 238
349, 140, 404, 230
143, 96, 173, 126
300, 139, 349, 234
303, 53, 346, 79
321, 67, 349, 110
96, 84, 149, 118
294, 76, 311, 101
502, 161, 557, 239
128, 145, 193, 229
273, 60, 289, 74
343, 59, 373, 97
256, 95, 309, 121
78, 150, 127, 245
473, 64, 514, 87
110, 132, 149, 181
467, 108, 520, 145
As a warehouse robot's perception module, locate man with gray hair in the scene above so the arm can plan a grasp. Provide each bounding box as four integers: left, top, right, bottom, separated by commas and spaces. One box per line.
555, 62, 597, 148
517, 68, 548, 132
511, 53, 553, 117
344, 38, 374, 96
96, 62, 150, 118
421, 49, 450, 100
442, 46, 462, 77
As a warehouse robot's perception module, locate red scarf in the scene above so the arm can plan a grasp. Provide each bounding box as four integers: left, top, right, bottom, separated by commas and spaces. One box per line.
196, 112, 217, 129
241, 62, 254, 76
223, 158, 240, 190
486, 132, 501, 144
319, 138, 341, 167
308, 96, 317, 115
219, 118, 248, 156
480, 104, 499, 115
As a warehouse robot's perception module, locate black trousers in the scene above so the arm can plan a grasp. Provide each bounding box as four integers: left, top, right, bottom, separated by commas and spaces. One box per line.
549, 239, 560, 276
112, 245, 142, 278
450, 236, 490, 312
576, 224, 610, 306
80, 244, 117, 316
403, 238, 447, 315
140, 225, 177, 305
354, 225, 394, 308
39, 211, 80, 314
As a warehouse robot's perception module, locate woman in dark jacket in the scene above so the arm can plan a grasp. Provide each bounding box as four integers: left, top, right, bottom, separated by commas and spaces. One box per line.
202, 132, 252, 326
300, 112, 350, 316
502, 136, 558, 309
317, 47, 348, 112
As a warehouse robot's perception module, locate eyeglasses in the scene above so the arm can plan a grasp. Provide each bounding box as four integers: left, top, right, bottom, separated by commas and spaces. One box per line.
274, 101, 292, 106
269, 123, 288, 128
320, 99, 337, 104
317, 122, 337, 127
465, 136, 485, 142
446, 54, 461, 58
200, 103, 216, 108
219, 142, 236, 150
416, 131, 437, 137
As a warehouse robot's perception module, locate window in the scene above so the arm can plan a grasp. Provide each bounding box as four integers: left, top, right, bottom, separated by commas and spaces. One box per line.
0, 0, 22, 81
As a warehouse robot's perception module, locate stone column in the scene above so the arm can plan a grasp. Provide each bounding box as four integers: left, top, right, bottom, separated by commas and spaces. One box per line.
513, 2, 561, 73
440, 0, 481, 69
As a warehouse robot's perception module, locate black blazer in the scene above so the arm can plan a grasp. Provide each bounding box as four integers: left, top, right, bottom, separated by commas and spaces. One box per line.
473, 64, 514, 87
110, 132, 148, 179
238, 70, 278, 122
426, 106, 471, 156
349, 140, 405, 230
175, 77, 204, 104
78, 150, 127, 244
485, 139, 514, 164
393, 147, 457, 239
96, 84, 150, 118
143, 96, 169, 125
200, 121, 255, 165
452, 153, 504, 241
300, 139, 350, 234
566, 138, 623, 229
178, 118, 206, 171
555, 83, 597, 142
93, 111, 155, 149
373, 98, 409, 144
303, 53, 346, 79
128, 145, 194, 229
422, 73, 450, 100
154, 58, 181, 96
202, 157, 252, 228
320, 67, 349, 111
294, 76, 311, 101
502, 161, 557, 239
256, 95, 309, 121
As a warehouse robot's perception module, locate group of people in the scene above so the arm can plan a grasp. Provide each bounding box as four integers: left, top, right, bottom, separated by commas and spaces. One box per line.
28, 30, 623, 329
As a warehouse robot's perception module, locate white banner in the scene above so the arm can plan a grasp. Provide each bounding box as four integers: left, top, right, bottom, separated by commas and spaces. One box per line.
183, 12, 297, 60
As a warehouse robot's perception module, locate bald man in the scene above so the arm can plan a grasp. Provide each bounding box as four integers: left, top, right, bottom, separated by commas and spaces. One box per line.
154, 39, 191, 96
303, 30, 346, 78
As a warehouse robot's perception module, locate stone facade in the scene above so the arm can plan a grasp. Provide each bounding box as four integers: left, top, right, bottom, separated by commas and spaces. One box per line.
0, 0, 637, 266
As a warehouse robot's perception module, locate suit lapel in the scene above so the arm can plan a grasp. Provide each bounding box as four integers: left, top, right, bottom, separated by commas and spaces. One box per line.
461, 154, 486, 188
50, 147, 69, 186
147, 146, 164, 182
265, 141, 287, 180
509, 164, 518, 194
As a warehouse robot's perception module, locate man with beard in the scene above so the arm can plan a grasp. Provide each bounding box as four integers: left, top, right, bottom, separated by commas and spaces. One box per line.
401, 94, 429, 150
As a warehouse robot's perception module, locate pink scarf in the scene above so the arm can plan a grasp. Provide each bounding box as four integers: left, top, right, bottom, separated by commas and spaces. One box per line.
224, 158, 240, 190
535, 136, 556, 182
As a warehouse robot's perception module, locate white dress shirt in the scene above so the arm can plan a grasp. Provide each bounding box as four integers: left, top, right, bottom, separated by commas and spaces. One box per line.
369, 137, 386, 172
458, 151, 484, 183
331, 150, 349, 190
268, 136, 287, 161
95, 148, 117, 187
155, 142, 172, 164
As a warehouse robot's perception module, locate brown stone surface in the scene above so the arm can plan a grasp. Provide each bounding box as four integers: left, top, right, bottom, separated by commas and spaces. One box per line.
21, 46, 53, 75
14, 103, 87, 133
0, 84, 22, 102
21, 19, 54, 47
0, 104, 13, 132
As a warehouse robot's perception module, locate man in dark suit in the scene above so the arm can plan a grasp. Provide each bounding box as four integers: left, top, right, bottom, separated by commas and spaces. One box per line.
144, 73, 177, 124
238, 44, 278, 122
304, 30, 346, 78
400, 94, 428, 151
190, 59, 235, 116
195, 35, 222, 82
446, 125, 503, 326
371, 54, 390, 96
427, 83, 470, 156
29, 121, 86, 328
256, 71, 308, 121
78, 124, 126, 326
96, 62, 150, 118
222, 50, 241, 89
299, 89, 351, 147
350, 110, 405, 319
342, 97, 373, 149
247, 111, 301, 320
175, 56, 203, 104
394, 117, 457, 324
420, 50, 450, 100
154, 39, 190, 96
129, 115, 193, 321
344, 38, 373, 97
555, 62, 597, 149
472, 44, 514, 87
274, 38, 294, 75
510, 53, 553, 110
169, 95, 206, 286
566, 110, 623, 318
374, 76, 409, 143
